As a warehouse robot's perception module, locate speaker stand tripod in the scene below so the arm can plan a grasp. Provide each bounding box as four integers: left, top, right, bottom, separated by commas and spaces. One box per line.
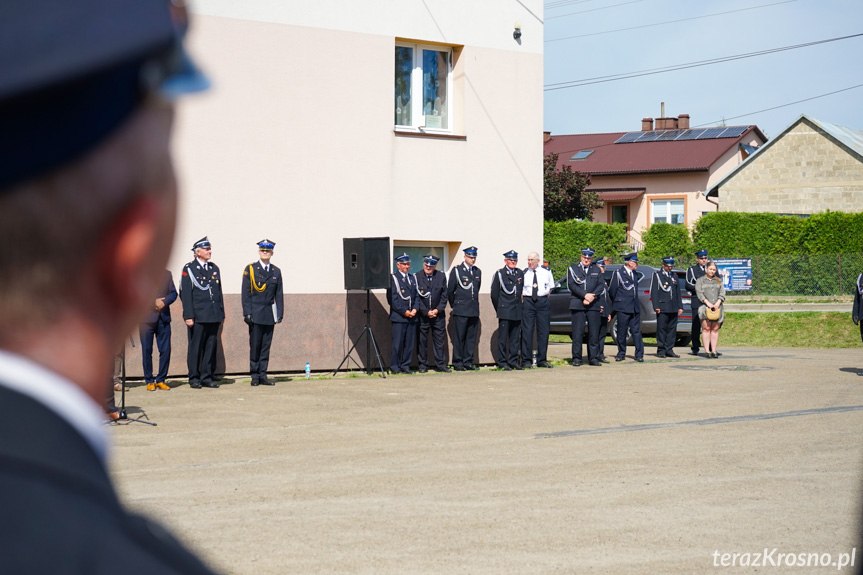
118, 339, 157, 426
332, 290, 387, 378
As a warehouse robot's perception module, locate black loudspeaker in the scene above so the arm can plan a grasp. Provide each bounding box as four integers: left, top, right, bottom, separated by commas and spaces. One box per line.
343, 237, 390, 290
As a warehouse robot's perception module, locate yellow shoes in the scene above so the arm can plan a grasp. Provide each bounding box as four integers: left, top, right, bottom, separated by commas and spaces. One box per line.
155, 382, 171, 390
146, 383, 156, 391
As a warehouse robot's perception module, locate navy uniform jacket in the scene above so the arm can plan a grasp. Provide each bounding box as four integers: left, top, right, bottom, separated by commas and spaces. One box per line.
142, 270, 177, 324
447, 263, 482, 317
0, 385, 220, 575
490, 267, 524, 320
608, 267, 641, 314
685, 264, 706, 294
387, 272, 418, 323
650, 268, 683, 313
415, 270, 448, 316
241, 262, 284, 325
853, 273, 862, 323
566, 263, 604, 311
180, 260, 225, 323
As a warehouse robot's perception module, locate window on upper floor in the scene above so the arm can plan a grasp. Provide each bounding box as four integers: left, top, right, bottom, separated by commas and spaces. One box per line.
395, 43, 452, 132
652, 199, 685, 225
570, 150, 594, 161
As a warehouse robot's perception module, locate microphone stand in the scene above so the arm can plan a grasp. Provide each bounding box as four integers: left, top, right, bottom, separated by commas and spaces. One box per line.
118, 336, 157, 426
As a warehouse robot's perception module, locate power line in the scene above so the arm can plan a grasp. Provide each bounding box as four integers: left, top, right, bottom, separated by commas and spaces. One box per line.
544, 33, 863, 91
545, 0, 597, 10
546, 0, 797, 42
547, 0, 643, 20
693, 83, 863, 127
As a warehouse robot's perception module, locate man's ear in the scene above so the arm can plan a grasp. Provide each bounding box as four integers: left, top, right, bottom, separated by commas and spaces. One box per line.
97, 197, 166, 314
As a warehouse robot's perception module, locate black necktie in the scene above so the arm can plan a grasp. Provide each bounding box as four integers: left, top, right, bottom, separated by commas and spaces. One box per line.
532, 271, 538, 302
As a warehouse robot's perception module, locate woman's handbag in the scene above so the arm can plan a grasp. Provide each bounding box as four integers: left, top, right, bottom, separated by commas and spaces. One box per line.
705, 304, 721, 321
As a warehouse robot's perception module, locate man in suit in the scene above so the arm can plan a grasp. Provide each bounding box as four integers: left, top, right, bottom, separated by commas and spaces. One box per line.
567, 248, 605, 367
609, 252, 645, 362
139, 270, 178, 391
241, 239, 285, 386
387, 252, 419, 374
686, 249, 709, 355
447, 246, 482, 371
651, 256, 684, 358
180, 237, 225, 389
0, 1, 220, 572
491, 250, 524, 370
854, 272, 863, 376
521, 252, 555, 368
595, 257, 612, 363
416, 254, 450, 373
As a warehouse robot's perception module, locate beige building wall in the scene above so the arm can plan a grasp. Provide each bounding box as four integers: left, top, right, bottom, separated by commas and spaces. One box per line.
132, 1, 544, 376
719, 121, 863, 214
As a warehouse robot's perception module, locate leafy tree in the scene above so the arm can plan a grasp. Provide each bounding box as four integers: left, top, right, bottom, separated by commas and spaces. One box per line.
543, 153, 599, 222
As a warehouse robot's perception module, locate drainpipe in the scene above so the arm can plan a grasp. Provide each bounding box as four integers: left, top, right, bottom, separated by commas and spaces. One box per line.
705, 189, 719, 210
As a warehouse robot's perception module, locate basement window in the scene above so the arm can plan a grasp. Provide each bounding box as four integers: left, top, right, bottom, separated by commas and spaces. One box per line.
570, 150, 594, 161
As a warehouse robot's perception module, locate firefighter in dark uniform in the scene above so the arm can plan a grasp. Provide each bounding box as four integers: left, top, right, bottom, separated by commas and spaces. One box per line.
387, 252, 419, 374
241, 239, 284, 386
491, 250, 524, 370
180, 237, 225, 388
686, 249, 709, 355
416, 254, 450, 373
596, 257, 612, 363
567, 247, 605, 366
608, 252, 644, 362
853, 272, 863, 376
447, 246, 482, 371
651, 256, 683, 358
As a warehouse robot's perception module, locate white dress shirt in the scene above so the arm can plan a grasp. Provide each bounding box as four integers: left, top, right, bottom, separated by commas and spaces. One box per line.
523, 266, 555, 298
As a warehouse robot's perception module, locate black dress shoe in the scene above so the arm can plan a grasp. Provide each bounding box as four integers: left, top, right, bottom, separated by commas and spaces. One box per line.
667, 352, 680, 358
250, 380, 259, 387
589, 360, 602, 366
571, 360, 583, 367
190, 382, 202, 389
689, 349, 700, 356
435, 367, 452, 373
514, 364, 524, 370
454, 365, 466, 372
418, 366, 428, 373
715, 351, 722, 356
503, 366, 512, 371
615, 356, 625, 362
390, 369, 402, 374
598, 358, 609, 364
656, 353, 666, 359
635, 357, 644, 362
537, 361, 554, 368
403, 369, 414, 375
259, 379, 274, 386
469, 364, 480, 371
201, 381, 220, 388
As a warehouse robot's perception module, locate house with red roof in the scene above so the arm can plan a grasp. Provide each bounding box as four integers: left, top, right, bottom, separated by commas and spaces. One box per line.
544, 113, 767, 247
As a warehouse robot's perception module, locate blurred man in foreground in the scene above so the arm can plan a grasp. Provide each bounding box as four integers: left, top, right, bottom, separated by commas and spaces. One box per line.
0, 1, 219, 572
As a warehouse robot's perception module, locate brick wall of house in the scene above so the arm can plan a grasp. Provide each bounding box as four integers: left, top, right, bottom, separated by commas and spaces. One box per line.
719, 119, 863, 214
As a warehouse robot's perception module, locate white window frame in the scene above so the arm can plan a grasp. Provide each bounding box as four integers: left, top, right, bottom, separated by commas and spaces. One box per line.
651, 199, 685, 225
394, 42, 453, 134
392, 241, 448, 275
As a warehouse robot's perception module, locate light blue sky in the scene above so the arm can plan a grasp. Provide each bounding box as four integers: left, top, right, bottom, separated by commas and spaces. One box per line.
543, 0, 863, 138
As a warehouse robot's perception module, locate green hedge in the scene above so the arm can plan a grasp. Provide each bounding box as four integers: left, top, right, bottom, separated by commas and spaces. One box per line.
543, 220, 626, 280
640, 222, 693, 266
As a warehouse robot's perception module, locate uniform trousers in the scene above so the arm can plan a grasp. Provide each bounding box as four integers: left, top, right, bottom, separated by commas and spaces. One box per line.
248, 322, 275, 381
187, 322, 219, 384
571, 309, 601, 362
496, 319, 521, 368
139, 318, 171, 383
452, 315, 479, 368
655, 312, 678, 356
418, 315, 447, 369
615, 311, 644, 359
598, 315, 609, 359
521, 297, 550, 364
390, 320, 417, 372
690, 311, 702, 352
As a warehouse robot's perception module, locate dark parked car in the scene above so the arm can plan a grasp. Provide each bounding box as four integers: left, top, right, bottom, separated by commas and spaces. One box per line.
549, 264, 694, 345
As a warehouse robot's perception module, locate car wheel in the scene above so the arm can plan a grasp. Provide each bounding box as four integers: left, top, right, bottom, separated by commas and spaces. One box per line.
675, 333, 691, 346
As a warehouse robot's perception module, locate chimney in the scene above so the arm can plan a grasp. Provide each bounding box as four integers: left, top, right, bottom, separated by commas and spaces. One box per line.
543, 131, 552, 143
641, 118, 654, 131
679, 114, 690, 129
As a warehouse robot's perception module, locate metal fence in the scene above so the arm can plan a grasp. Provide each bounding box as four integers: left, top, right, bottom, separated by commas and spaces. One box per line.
549, 253, 863, 297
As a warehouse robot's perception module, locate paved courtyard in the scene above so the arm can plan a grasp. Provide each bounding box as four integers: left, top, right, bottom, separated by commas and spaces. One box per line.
109, 345, 863, 574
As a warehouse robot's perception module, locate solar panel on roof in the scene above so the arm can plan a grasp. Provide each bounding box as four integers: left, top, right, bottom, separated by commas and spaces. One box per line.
635, 131, 661, 142
657, 130, 681, 141
614, 132, 643, 143
614, 125, 750, 144
697, 127, 727, 139
719, 126, 748, 138
675, 129, 700, 141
